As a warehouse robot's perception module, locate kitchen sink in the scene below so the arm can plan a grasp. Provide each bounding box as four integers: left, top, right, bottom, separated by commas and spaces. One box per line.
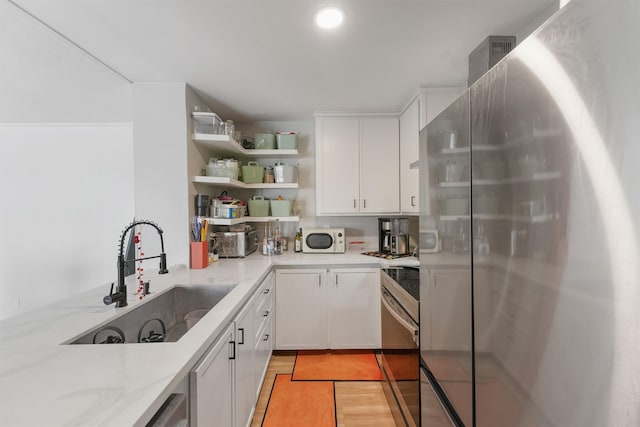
67, 284, 237, 344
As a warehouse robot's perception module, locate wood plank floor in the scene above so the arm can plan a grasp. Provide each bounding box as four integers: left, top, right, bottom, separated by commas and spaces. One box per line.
250, 352, 397, 427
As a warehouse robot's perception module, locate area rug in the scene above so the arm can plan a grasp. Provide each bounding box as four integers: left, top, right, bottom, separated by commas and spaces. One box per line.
262, 374, 336, 427
292, 350, 383, 381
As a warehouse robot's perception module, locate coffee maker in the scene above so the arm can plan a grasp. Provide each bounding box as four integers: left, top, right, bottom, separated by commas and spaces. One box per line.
378, 218, 392, 253
378, 217, 410, 255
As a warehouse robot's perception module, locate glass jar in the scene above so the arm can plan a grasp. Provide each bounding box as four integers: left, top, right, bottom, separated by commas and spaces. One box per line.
264, 166, 275, 183
225, 120, 235, 136
215, 159, 225, 177
205, 157, 218, 177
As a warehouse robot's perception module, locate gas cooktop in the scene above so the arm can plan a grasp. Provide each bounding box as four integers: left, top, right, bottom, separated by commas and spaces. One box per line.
362, 251, 414, 260
381, 266, 419, 301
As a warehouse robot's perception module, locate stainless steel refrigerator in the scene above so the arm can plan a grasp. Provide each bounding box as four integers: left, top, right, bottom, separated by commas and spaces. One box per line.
419, 1, 640, 426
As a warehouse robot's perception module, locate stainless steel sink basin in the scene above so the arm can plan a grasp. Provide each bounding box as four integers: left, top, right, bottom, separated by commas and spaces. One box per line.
67, 284, 237, 344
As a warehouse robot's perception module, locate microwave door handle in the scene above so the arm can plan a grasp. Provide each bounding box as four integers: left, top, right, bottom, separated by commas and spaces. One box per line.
381, 293, 418, 337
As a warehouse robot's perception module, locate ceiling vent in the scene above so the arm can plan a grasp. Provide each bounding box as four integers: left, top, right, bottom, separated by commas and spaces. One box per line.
468, 35, 516, 87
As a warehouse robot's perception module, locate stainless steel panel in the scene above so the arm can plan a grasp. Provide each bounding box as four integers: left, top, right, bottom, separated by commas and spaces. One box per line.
469, 2, 640, 427
420, 92, 474, 426
421, 2, 640, 426
420, 368, 455, 427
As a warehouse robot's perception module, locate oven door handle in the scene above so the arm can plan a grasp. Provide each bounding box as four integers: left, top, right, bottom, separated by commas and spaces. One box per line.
381, 293, 419, 341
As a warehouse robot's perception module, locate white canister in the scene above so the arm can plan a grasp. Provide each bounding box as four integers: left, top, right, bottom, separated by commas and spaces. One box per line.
274, 164, 298, 183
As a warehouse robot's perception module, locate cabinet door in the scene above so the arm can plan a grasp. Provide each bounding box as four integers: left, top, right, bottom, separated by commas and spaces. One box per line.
275, 269, 328, 349
428, 269, 472, 351
254, 317, 273, 399
235, 302, 255, 427
359, 118, 400, 213
328, 269, 381, 348
190, 324, 235, 427
316, 118, 360, 214
400, 98, 420, 213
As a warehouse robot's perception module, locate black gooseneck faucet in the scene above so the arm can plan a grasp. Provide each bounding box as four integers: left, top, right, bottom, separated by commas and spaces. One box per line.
103, 220, 169, 308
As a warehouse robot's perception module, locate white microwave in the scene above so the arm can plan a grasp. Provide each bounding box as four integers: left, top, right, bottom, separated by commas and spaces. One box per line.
302, 228, 346, 253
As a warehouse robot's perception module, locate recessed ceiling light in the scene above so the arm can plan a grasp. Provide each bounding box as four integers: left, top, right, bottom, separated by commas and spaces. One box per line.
315, 7, 344, 29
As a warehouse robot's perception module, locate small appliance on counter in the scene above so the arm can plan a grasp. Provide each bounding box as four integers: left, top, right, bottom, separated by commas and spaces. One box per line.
378, 218, 392, 253
214, 226, 257, 258
378, 217, 410, 255
302, 227, 345, 253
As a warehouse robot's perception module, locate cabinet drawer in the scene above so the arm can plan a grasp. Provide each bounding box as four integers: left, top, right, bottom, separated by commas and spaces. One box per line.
254, 318, 273, 397
254, 297, 273, 342
254, 275, 274, 317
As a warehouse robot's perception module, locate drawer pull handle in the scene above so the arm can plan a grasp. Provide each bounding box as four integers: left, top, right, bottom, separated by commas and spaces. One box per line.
263, 288, 270, 294
263, 334, 269, 341
263, 310, 269, 317
229, 341, 236, 360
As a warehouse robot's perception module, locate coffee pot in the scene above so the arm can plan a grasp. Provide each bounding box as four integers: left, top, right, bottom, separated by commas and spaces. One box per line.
378, 217, 410, 255
378, 218, 392, 253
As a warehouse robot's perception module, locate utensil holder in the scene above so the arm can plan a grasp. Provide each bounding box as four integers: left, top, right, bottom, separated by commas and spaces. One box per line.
190, 242, 209, 269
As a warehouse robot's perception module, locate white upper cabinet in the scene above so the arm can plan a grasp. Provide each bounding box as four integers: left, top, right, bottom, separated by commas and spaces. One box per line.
315, 118, 361, 214
316, 115, 399, 215
400, 98, 421, 214
399, 88, 462, 214
359, 118, 400, 213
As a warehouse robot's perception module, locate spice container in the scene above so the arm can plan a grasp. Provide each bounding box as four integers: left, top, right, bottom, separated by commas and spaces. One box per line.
264, 166, 275, 183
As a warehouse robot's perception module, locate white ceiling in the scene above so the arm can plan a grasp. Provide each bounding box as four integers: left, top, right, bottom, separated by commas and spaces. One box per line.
10, 0, 557, 122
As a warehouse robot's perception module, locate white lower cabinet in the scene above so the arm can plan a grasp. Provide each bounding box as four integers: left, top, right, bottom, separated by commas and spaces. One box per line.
234, 301, 255, 427
275, 269, 328, 349
190, 323, 235, 427
190, 274, 274, 427
275, 268, 381, 350
328, 269, 381, 349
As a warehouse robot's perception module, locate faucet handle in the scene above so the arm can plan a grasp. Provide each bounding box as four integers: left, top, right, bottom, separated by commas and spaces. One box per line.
103, 283, 116, 305
103, 282, 126, 306
158, 253, 169, 274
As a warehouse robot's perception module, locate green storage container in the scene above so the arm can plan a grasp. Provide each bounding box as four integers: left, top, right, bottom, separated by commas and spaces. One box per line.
254, 133, 276, 149
276, 133, 298, 149
241, 161, 264, 183
270, 199, 293, 217
248, 196, 270, 217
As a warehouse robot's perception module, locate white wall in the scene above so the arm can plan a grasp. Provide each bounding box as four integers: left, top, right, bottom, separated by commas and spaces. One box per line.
0, 124, 134, 319
133, 83, 191, 268
0, 1, 132, 122
0, 3, 134, 320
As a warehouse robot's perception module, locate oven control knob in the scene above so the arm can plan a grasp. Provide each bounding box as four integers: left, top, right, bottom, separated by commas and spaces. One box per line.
338, 232, 343, 237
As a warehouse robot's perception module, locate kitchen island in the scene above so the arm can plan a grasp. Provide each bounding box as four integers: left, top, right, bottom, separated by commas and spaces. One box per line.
0, 252, 417, 427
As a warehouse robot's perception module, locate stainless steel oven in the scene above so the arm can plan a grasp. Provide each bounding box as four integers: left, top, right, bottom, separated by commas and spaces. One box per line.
379, 267, 420, 427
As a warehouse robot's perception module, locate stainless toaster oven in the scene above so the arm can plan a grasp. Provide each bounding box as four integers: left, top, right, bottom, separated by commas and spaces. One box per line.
214, 229, 258, 258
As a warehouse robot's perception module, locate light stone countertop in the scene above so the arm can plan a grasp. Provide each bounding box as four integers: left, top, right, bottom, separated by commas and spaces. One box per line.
0, 251, 419, 427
